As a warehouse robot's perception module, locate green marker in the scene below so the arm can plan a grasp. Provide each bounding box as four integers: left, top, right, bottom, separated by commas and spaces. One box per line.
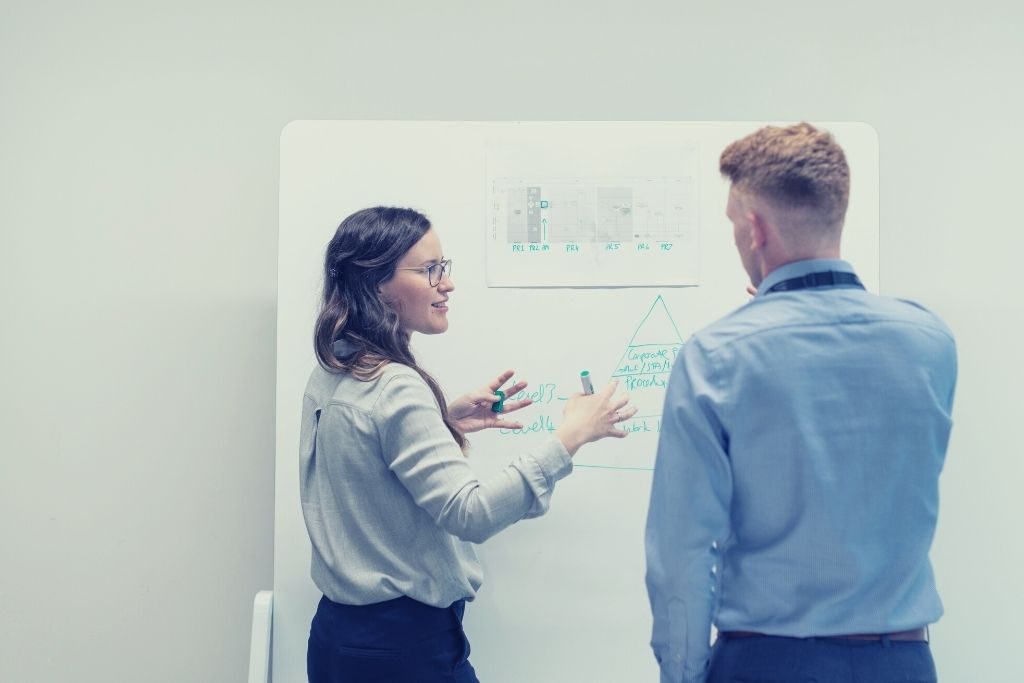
580, 370, 595, 395
491, 389, 506, 413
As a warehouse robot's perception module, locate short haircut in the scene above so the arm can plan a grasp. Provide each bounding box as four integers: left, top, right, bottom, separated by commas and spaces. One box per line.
720, 122, 850, 229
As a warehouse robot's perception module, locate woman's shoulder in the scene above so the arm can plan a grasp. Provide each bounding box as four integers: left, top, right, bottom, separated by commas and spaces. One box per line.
306, 361, 428, 408
373, 363, 434, 404
375, 361, 422, 382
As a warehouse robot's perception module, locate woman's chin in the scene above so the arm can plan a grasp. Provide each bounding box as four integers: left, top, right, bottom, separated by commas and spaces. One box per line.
416, 319, 449, 335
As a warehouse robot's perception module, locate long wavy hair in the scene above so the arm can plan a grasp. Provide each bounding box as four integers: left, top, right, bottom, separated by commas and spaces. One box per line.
314, 206, 465, 449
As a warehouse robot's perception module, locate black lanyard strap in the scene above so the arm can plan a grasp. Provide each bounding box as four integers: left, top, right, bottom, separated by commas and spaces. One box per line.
765, 270, 865, 294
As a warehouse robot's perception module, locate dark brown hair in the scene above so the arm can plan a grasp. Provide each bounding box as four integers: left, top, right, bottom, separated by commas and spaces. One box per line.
314, 206, 465, 449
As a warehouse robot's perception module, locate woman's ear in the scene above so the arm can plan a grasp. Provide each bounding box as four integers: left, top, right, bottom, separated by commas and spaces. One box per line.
378, 290, 398, 310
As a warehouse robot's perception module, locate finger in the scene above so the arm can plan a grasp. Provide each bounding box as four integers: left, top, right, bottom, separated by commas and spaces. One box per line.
599, 380, 620, 397
499, 398, 533, 413
488, 370, 516, 392
470, 390, 501, 404
612, 393, 631, 411
617, 406, 639, 421
610, 408, 626, 423
486, 417, 523, 430
502, 379, 528, 396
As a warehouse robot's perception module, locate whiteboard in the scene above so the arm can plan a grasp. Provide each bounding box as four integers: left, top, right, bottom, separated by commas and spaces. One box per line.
275, 121, 879, 682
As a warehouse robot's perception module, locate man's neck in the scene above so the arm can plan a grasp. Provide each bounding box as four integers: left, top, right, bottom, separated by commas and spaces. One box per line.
762, 248, 841, 279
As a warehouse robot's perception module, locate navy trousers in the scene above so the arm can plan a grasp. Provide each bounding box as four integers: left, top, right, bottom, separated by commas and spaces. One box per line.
707, 634, 937, 683
307, 594, 479, 683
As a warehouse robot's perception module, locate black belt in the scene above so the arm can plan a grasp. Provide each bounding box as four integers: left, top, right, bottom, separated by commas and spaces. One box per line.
722, 627, 928, 642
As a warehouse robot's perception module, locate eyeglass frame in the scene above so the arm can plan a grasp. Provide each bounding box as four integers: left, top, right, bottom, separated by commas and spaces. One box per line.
394, 259, 453, 287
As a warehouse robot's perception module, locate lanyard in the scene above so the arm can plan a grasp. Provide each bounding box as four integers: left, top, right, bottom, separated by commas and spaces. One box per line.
764, 270, 865, 294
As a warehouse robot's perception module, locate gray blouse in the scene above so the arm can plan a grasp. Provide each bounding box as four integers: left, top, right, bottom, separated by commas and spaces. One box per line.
299, 360, 573, 608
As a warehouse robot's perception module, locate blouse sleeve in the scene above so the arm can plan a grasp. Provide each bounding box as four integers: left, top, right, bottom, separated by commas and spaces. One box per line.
374, 370, 573, 544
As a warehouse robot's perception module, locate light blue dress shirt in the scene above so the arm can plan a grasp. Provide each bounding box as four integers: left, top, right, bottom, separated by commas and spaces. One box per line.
645, 259, 957, 683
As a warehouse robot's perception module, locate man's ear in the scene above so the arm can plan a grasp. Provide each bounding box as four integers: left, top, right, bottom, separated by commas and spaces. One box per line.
748, 210, 769, 252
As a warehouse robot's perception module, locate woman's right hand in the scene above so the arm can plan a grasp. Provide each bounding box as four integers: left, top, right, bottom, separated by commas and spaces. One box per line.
554, 381, 638, 457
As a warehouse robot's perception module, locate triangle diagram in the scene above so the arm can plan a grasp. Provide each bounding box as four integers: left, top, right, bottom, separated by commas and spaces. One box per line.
611, 296, 685, 420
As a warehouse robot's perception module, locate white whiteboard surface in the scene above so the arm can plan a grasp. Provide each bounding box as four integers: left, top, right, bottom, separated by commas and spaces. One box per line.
275, 121, 879, 683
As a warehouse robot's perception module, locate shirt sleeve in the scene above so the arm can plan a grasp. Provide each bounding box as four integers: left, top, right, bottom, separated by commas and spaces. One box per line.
374, 370, 573, 544
646, 339, 733, 683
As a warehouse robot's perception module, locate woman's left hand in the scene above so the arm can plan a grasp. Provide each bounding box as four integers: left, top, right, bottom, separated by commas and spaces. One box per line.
448, 369, 533, 434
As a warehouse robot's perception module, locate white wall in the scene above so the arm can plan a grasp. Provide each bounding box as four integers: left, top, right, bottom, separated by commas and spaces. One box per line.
1, 2, 1021, 681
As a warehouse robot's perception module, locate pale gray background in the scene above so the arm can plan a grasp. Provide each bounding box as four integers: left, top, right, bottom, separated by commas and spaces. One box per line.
1, 2, 1021, 682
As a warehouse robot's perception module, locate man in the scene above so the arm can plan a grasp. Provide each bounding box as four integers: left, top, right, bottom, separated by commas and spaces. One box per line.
645, 123, 956, 683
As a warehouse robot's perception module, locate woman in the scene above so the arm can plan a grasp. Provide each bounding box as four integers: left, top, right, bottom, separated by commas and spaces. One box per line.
300, 206, 636, 682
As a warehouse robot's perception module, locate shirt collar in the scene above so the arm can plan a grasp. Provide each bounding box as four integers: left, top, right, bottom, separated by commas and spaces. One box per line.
756, 258, 857, 297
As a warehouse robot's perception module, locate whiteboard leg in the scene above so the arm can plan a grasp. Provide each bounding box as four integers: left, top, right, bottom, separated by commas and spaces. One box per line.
248, 590, 274, 683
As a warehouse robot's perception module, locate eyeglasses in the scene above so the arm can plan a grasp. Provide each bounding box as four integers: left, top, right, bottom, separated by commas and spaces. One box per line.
394, 259, 453, 287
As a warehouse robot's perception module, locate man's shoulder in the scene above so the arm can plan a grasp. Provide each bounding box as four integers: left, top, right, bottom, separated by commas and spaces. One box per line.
691, 290, 954, 352
846, 292, 955, 345
688, 298, 780, 351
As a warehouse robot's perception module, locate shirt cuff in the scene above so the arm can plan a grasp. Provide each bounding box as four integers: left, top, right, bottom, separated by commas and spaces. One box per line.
515, 437, 573, 518
531, 435, 573, 484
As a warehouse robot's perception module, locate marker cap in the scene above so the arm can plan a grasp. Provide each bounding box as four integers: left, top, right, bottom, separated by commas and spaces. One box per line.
580, 370, 595, 395
491, 389, 506, 413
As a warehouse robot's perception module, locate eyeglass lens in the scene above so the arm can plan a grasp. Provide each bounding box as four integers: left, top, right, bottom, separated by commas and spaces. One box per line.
430, 260, 452, 286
